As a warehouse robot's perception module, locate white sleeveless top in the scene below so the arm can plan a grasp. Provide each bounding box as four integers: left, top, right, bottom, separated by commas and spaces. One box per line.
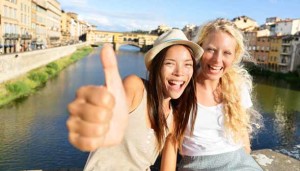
181, 86, 252, 156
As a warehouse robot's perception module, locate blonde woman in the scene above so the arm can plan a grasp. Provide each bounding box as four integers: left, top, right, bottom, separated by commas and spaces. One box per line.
161, 18, 262, 171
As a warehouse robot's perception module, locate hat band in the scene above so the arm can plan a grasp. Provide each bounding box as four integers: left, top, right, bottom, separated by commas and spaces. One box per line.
155, 38, 188, 46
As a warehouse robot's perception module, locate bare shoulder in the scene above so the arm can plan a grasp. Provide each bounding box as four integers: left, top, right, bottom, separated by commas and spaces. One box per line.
123, 75, 145, 91
123, 75, 145, 111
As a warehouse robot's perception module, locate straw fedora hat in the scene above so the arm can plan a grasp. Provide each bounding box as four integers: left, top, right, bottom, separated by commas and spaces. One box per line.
144, 29, 203, 70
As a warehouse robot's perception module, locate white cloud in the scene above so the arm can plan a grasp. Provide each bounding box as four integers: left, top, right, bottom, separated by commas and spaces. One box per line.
119, 19, 161, 31
83, 14, 112, 26
72, 8, 164, 31
94, 16, 163, 31
60, 1, 168, 31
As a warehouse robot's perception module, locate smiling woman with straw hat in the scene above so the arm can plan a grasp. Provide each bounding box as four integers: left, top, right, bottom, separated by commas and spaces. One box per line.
67, 29, 203, 170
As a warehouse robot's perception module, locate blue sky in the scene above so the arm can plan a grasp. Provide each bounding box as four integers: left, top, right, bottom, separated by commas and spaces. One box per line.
60, 0, 300, 32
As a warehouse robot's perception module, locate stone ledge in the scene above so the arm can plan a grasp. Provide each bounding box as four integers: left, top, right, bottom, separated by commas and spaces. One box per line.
21, 149, 300, 171
251, 149, 300, 171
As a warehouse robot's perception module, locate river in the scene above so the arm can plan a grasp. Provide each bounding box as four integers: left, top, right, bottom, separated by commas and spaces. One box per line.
0, 46, 299, 170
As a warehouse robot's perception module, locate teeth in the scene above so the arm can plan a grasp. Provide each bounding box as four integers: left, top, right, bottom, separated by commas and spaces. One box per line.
169, 80, 184, 85
209, 65, 222, 70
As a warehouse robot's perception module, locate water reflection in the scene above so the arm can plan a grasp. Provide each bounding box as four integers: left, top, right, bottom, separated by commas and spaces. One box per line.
273, 99, 298, 146
252, 83, 300, 151
254, 83, 300, 113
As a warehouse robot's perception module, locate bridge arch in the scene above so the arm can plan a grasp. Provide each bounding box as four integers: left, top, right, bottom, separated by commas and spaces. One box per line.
87, 30, 158, 51
116, 44, 141, 51
113, 41, 142, 51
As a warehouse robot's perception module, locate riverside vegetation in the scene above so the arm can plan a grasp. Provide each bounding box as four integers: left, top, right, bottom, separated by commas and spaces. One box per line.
247, 64, 300, 88
0, 46, 93, 108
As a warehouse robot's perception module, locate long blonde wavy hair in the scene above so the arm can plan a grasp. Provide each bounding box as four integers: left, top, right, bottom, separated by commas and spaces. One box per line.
194, 18, 262, 142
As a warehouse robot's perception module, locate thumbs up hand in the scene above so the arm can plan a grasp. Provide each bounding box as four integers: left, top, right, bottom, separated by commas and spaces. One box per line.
67, 44, 129, 151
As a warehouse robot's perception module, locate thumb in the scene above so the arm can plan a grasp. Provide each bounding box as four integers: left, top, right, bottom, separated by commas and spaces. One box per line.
100, 44, 122, 92
100, 44, 129, 145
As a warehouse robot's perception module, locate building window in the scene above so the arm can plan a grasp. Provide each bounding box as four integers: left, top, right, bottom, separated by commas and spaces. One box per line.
282, 57, 286, 63
4, 6, 7, 17
14, 9, 16, 19
9, 7, 12, 18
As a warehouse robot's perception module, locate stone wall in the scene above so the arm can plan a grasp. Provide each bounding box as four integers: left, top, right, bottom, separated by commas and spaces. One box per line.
0, 43, 87, 84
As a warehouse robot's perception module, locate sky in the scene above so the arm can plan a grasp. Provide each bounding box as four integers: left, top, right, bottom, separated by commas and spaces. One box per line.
59, 0, 300, 32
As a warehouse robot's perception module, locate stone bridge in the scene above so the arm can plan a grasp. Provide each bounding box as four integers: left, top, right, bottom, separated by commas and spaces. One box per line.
86, 30, 158, 51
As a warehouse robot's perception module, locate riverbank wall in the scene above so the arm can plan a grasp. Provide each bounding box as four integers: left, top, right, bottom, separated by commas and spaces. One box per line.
0, 43, 87, 84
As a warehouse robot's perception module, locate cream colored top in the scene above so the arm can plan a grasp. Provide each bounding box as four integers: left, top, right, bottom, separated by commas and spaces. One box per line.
84, 89, 173, 171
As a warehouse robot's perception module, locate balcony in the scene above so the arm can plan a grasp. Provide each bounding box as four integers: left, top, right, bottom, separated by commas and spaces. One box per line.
21, 34, 32, 40
61, 31, 70, 36
3, 33, 20, 40
282, 42, 291, 46
50, 36, 60, 40
278, 57, 289, 66
281, 51, 292, 55
278, 62, 288, 66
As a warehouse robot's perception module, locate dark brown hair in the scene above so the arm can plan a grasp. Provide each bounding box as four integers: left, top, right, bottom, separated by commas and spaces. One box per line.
146, 45, 198, 151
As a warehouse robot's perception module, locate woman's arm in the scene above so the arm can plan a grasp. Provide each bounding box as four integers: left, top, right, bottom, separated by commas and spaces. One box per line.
122, 74, 144, 112
160, 134, 178, 171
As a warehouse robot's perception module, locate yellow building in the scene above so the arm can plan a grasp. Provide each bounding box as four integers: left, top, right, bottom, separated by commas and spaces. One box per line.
0, 0, 31, 53
87, 30, 158, 51
244, 30, 257, 62
255, 36, 270, 68
61, 11, 90, 44
31, 0, 47, 49
268, 36, 282, 71
46, 0, 61, 47
87, 30, 114, 43
67, 12, 79, 42
0, 0, 90, 53
60, 10, 71, 44
232, 16, 258, 31
157, 25, 171, 35
1, 0, 20, 53
19, 0, 32, 52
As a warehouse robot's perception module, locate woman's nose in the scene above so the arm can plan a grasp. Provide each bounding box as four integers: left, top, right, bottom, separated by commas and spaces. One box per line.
213, 51, 222, 62
173, 65, 184, 76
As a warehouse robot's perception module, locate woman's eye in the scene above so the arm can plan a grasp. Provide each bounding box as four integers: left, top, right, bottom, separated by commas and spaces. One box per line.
224, 51, 232, 55
164, 62, 174, 66
185, 63, 193, 67
207, 48, 215, 52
